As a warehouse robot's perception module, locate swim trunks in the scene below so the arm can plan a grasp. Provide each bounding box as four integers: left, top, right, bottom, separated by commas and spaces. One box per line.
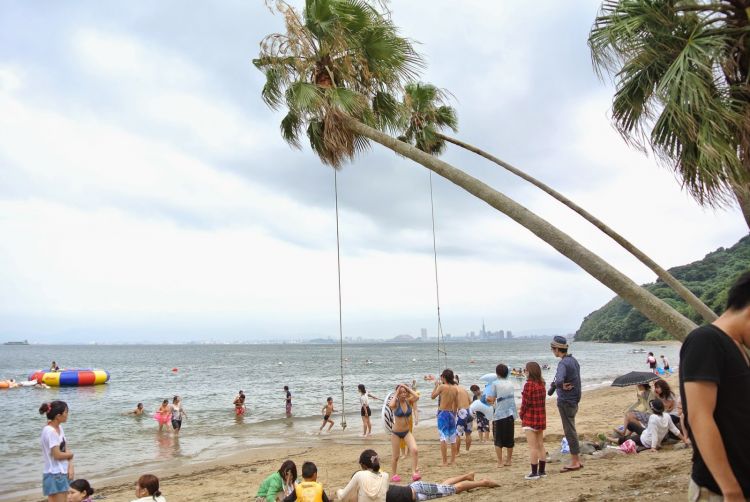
475, 411, 490, 432
323, 414, 330, 421
410, 481, 456, 500
456, 408, 473, 436
171, 419, 182, 430
437, 410, 457, 443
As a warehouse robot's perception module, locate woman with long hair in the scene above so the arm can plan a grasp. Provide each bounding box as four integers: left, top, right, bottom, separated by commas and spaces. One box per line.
357, 384, 381, 437
519, 362, 547, 480
255, 460, 297, 502
39, 401, 74, 502
336, 449, 389, 502
388, 384, 420, 482
169, 396, 187, 435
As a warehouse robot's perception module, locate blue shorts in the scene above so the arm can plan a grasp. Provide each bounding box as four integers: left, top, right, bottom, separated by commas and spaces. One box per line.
456, 408, 473, 435
43, 472, 69, 496
437, 410, 457, 443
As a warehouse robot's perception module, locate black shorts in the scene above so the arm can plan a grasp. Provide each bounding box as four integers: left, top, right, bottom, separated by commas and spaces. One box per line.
493, 416, 514, 448
323, 415, 330, 421
171, 419, 182, 430
361, 406, 372, 417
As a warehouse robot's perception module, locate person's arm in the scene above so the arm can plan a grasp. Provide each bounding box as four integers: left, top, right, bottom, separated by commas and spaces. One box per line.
518, 383, 528, 420
322, 490, 330, 502
684, 381, 744, 500
67, 458, 74, 480
336, 472, 360, 501
388, 392, 399, 409
368, 392, 381, 401
282, 491, 296, 502
402, 385, 420, 402
266, 474, 284, 502
666, 415, 681, 439
430, 384, 442, 400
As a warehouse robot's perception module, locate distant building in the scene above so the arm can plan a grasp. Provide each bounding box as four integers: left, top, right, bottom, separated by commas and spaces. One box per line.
392, 334, 415, 342
506, 330, 513, 339
420, 328, 428, 339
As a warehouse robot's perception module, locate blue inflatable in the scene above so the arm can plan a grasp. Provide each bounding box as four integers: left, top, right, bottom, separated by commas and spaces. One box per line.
469, 373, 497, 417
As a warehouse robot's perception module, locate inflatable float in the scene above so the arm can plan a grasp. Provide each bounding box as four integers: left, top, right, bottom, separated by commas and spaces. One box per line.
0, 380, 17, 389
28, 369, 110, 387
469, 373, 497, 417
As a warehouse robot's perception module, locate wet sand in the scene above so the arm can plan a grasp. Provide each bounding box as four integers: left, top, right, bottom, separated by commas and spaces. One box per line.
22, 382, 692, 501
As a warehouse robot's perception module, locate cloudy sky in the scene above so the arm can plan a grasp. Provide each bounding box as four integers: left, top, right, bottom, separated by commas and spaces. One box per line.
0, 1, 745, 343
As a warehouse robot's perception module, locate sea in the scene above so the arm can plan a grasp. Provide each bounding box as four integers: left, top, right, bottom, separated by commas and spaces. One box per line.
0, 339, 680, 499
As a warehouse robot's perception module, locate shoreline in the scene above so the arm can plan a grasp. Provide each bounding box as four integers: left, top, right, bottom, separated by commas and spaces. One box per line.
10, 380, 693, 502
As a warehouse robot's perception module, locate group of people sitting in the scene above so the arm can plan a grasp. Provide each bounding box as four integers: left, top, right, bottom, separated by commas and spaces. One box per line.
607, 378, 688, 451
59, 474, 165, 502
255, 451, 498, 502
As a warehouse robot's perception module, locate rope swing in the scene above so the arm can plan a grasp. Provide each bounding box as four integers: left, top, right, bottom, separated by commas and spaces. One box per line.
428, 172, 448, 372
333, 169, 347, 430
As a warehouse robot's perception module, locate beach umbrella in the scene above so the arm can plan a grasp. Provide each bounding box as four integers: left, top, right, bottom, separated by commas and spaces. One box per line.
611, 371, 661, 387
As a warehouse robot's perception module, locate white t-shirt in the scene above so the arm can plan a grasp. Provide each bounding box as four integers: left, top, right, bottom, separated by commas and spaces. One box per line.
41, 424, 68, 474
360, 394, 369, 407
640, 413, 681, 448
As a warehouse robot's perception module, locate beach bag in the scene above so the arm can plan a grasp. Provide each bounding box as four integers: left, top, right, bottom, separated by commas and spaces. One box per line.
619, 439, 637, 454
560, 437, 570, 454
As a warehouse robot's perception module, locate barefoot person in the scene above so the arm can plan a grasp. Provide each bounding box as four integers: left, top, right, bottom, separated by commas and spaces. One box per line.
681, 271, 750, 501
385, 472, 498, 502
470, 385, 490, 443
169, 396, 187, 435
358, 384, 380, 437
454, 377, 473, 454
234, 390, 246, 416
431, 369, 459, 467
320, 397, 335, 433
39, 401, 74, 502
284, 386, 292, 417
486, 364, 516, 468
388, 384, 420, 482
519, 362, 547, 480
549, 335, 583, 472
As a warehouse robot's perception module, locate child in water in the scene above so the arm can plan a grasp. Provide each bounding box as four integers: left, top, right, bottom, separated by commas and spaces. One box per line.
234, 390, 246, 415
154, 400, 171, 432
319, 397, 335, 433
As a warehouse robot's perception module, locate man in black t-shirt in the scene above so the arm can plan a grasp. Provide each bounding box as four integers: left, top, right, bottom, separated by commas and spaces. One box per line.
680, 271, 750, 501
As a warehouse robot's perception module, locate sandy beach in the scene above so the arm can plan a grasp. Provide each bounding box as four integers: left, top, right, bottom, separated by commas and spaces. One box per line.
20, 381, 693, 502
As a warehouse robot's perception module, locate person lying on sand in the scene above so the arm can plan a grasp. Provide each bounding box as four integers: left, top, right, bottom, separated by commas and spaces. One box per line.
385, 472, 498, 502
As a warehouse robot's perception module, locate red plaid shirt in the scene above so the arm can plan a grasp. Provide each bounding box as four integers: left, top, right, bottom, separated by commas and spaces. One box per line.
519, 380, 546, 430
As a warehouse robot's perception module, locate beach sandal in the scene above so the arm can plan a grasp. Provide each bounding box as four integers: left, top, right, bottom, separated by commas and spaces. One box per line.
391, 475, 401, 482
560, 465, 583, 473
411, 473, 421, 481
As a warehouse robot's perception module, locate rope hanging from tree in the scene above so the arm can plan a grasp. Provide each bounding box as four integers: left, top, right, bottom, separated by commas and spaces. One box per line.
428, 172, 448, 372
334, 169, 347, 430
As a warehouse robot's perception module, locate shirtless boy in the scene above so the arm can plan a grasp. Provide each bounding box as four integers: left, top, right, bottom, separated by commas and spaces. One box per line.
455, 378, 473, 454
431, 369, 459, 466
320, 397, 335, 433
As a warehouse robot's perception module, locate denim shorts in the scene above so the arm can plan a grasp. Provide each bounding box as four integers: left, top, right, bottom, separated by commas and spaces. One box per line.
43, 472, 69, 496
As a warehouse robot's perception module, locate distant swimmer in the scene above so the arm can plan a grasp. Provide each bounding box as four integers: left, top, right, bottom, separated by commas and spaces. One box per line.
234, 390, 246, 415
319, 397, 335, 433
284, 386, 292, 417
127, 403, 144, 416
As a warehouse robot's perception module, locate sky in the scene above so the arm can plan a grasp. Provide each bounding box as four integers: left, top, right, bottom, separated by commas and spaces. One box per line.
0, 1, 746, 344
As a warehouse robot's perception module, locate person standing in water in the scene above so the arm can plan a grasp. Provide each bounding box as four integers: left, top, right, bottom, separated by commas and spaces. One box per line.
284, 386, 292, 417
154, 400, 171, 432
169, 396, 187, 435
234, 390, 246, 416
39, 401, 74, 502
431, 369, 459, 467
320, 397, 335, 433
358, 384, 380, 437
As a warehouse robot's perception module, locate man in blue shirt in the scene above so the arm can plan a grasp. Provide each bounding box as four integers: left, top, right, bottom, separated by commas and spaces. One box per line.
549, 336, 582, 472
486, 363, 517, 468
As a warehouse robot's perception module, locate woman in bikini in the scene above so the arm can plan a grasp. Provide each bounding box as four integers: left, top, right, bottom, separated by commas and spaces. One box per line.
388, 383, 420, 483
358, 384, 381, 437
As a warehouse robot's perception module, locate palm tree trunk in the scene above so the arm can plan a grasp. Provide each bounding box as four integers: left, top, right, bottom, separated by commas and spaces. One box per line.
437, 133, 718, 323
343, 116, 697, 341
732, 183, 750, 231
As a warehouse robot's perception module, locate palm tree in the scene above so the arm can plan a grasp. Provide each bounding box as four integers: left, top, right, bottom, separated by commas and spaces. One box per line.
588, 0, 750, 230
398, 82, 717, 323
254, 0, 698, 340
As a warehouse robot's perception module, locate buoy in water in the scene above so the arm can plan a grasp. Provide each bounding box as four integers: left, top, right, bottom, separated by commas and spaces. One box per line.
171, 368, 178, 372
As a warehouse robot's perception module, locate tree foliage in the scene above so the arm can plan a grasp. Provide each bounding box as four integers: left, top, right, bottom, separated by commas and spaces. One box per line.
575, 235, 750, 342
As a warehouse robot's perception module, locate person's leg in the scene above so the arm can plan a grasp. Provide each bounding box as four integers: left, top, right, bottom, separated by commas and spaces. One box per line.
449, 436, 457, 465
327, 419, 334, 431
452, 479, 499, 493
49, 493, 66, 502
455, 433, 462, 455
558, 402, 582, 468
501, 416, 514, 466
361, 415, 367, 436
440, 472, 474, 485
465, 429, 472, 451
626, 420, 645, 436
390, 433, 401, 478
493, 419, 504, 467
405, 432, 419, 475
536, 431, 547, 475
364, 415, 372, 436
525, 429, 538, 464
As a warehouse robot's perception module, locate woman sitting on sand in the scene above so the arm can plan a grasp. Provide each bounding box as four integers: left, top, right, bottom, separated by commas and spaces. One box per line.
614, 383, 654, 436
336, 449, 389, 502
67, 479, 94, 502
385, 472, 498, 502
131, 474, 166, 502
255, 460, 297, 502
388, 384, 420, 483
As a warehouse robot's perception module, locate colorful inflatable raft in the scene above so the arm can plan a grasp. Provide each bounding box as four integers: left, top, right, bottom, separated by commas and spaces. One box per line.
28, 369, 110, 387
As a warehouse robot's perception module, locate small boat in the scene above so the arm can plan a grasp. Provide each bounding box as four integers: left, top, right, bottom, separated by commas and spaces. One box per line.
3, 340, 29, 345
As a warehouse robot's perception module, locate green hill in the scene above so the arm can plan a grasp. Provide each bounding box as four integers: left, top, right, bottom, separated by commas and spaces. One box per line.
575, 235, 750, 342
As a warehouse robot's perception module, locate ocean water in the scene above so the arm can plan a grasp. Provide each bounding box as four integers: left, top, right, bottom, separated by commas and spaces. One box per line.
0, 339, 680, 499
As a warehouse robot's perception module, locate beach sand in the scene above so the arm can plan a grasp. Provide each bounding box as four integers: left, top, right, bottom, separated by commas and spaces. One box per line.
24, 383, 692, 501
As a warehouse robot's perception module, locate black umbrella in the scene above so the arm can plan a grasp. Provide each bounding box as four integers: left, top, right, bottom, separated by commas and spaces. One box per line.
611, 371, 661, 387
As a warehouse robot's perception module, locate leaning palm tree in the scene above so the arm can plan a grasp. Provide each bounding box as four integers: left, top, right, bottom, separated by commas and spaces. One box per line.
588, 0, 750, 230
254, 0, 697, 340
398, 82, 717, 323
